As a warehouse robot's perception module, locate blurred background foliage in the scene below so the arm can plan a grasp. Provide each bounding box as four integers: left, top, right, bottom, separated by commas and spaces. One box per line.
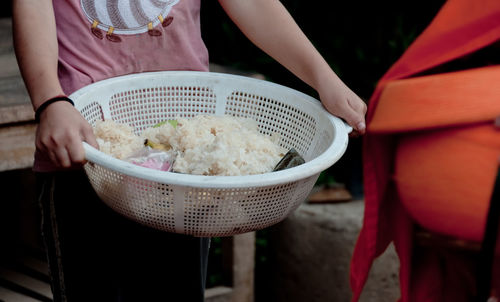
201, 0, 446, 296
202, 0, 443, 99
201, 0, 445, 199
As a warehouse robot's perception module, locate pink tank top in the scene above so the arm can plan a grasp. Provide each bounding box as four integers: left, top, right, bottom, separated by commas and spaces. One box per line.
34, 0, 209, 172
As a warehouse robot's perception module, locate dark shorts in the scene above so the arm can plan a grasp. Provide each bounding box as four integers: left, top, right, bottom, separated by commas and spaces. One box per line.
36, 169, 210, 302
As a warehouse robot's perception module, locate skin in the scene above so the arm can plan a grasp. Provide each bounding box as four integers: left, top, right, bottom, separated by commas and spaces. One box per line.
218, 0, 366, 135
13, 0, 98, 168
13, 0, 366, 169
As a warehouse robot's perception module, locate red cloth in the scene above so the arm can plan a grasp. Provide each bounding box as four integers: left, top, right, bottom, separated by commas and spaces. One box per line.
349, 0, 500, 301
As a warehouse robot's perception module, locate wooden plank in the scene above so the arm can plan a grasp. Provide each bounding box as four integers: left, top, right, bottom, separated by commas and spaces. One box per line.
0, 285, 40, 302
7, 258, 50, 285
0, 54, 24, 81
205, 286, 233, 301
308, 187, 353, 203
0, 75, 31, 111
0, 18, 13, 56
0, 105, 33, 125
16, 256, 49, 279
0, 17, 32, 112
0, 267, 52, 300
0, 123, 36, 172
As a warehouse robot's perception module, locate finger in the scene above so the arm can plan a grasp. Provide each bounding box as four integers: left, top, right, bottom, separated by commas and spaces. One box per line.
349, 129, 362, 138
347, 99, 367, 131
53, 147, 71, 168
67, 137, 86, 166
78, 124, 99, 165
81, 124, 99, 149
36, 135, 61, 167
347, 96, 367, 114
47, 149, 61, 168
339, 104, 366, 134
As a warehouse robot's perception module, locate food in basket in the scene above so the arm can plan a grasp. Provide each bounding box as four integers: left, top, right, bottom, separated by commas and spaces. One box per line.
273, 148, 305, 171
93, 115, 295, 176
126, 147, 174, 171
94, 120, 143, 159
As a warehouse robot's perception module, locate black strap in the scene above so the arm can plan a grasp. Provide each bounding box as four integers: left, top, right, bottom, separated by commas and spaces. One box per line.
476, 166, 500, 301
34, 96, 74, 123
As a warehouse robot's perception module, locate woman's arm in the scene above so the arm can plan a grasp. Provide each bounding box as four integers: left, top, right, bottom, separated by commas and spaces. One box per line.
13, 0, 97, 168
218, 0, 366, 134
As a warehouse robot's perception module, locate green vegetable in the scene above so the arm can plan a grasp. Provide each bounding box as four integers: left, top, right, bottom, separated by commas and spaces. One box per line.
153, 120, 178, 128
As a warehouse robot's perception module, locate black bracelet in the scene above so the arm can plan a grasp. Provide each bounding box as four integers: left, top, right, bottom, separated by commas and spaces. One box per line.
35, 96, 75, 123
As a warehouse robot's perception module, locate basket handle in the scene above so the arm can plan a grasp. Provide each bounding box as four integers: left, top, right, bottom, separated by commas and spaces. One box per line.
83, 142, 102, 164
344, 122, 353, 134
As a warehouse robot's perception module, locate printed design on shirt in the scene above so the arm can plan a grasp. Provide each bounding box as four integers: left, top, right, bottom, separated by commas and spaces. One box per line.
81, 0, 179, 42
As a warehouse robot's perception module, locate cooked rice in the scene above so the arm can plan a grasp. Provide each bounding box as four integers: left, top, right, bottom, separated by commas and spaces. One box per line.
94, 115, 287, 176
93, 120, 143, 159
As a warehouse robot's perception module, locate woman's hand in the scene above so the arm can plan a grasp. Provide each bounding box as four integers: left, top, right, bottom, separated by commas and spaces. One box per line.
218, 0, 367, 135
317, 75, 367, 136
36, 101, 98, 168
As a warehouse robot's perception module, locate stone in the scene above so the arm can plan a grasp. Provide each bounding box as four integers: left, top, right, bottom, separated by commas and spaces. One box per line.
264, 200, 400, 302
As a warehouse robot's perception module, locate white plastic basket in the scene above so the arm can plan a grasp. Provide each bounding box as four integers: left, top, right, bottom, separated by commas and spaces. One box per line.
71, 71, 351, 237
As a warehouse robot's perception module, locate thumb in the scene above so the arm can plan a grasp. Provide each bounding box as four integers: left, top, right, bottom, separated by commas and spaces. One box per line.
81, 124, 99, 150
340, 105, 366, 134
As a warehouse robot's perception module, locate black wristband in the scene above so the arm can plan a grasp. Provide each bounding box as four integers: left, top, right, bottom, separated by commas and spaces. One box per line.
35, 96, 75, 123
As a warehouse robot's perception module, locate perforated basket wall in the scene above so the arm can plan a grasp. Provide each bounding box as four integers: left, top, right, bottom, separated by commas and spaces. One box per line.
72, 71, 349, 237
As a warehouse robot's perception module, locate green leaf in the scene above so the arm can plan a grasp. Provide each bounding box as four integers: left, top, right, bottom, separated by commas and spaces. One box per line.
153, 120, 178, 128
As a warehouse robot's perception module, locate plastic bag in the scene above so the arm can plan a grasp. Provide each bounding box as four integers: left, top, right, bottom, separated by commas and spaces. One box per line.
125, 146, 175, 172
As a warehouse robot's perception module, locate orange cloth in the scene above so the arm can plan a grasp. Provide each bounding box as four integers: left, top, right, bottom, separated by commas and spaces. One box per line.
349, 0, 500, 301
371, 66, 500, 133
379, 66, 500, 241
396, 124, 500, 242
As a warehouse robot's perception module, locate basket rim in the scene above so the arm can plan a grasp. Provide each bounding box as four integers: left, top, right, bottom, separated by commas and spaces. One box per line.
74, 71, 351, 189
